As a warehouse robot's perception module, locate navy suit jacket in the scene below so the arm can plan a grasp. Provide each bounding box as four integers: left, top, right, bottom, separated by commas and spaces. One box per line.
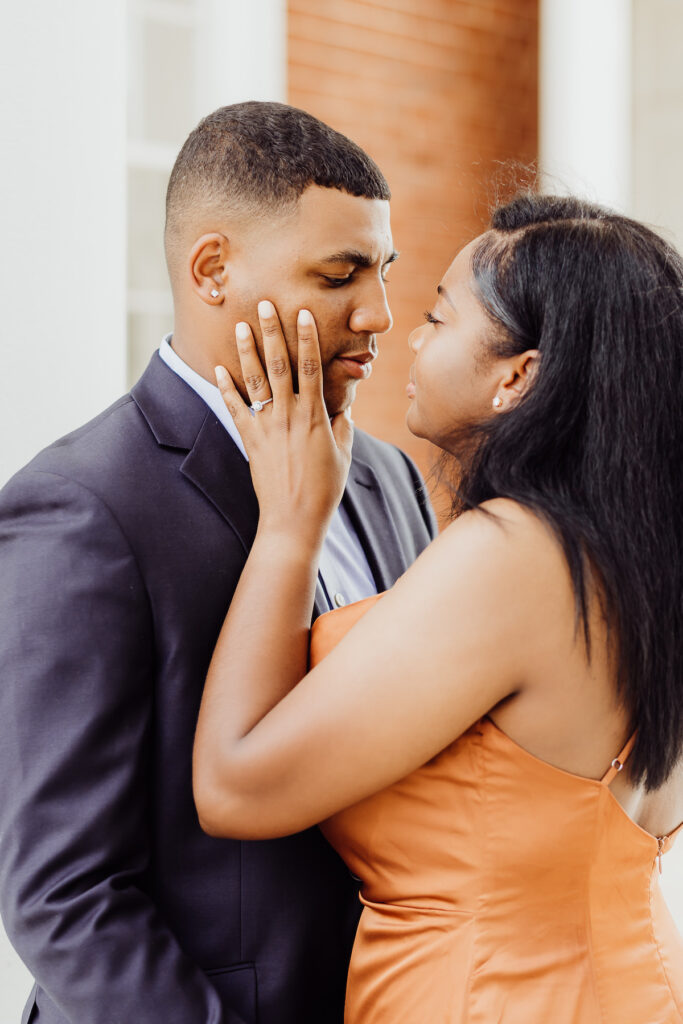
0, 354, 436, 1024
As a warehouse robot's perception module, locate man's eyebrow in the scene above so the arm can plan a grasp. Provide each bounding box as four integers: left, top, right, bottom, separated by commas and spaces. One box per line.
320, 249, 400, 269
437, 284, 457, 311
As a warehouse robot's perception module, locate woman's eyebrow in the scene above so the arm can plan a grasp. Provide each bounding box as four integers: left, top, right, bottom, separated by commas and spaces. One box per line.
437, 284, 457, 311
320, 249, 400, 269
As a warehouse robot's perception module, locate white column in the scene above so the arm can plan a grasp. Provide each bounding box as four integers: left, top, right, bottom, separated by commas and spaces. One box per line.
631, 0, 683, 249
539, 0, 632, 211
195, 0, 287, 110
0, 3, 127, 486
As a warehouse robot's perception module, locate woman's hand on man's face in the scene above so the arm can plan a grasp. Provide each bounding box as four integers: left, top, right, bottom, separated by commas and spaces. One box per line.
215, 300, 354, 549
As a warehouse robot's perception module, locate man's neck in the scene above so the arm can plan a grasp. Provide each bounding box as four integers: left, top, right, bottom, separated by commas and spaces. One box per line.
167, 330, 218, 386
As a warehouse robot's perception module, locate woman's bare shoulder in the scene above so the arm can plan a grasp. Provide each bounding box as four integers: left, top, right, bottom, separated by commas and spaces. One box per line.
383, 498, 576, 683
427, 498, 569, 585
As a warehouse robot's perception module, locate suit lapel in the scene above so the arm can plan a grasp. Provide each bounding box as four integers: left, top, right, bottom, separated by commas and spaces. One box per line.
132, 354, 407, 590
312, 579, 329, 621
179, 426, 402, 620
311, 456, 404, 618
342, 456, 406, 593
179, 440, 406, 599
180, 414, 259, 555
132, 353, 259, 554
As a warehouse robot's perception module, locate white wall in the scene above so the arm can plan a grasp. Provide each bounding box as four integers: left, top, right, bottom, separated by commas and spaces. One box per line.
0, 3, 128, 488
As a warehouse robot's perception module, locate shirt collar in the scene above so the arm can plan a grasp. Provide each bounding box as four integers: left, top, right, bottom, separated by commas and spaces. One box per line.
158, 335, 247, 460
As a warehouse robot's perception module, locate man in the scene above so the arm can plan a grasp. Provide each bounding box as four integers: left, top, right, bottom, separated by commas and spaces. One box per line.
0, 102, 436, 1024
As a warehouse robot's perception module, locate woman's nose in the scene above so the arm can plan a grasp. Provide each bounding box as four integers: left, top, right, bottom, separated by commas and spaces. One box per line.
408, 326, 423, 353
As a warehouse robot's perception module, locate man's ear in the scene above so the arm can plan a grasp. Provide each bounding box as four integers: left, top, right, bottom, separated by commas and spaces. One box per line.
499, 349, 540, 402
188, 233, 229, 305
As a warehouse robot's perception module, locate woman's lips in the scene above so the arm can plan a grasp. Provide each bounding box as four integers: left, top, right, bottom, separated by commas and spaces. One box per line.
335, 355, 374, 380
406, 366, 415, 398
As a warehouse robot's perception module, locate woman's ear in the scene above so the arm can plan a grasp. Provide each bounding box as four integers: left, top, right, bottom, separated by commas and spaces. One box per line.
498, 349, 540, 404
501, 352, 540, 399
188, 233, 229, 305
511, 349, 540, 396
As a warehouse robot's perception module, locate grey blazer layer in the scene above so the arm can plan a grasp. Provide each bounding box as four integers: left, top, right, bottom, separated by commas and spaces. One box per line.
0, 354, 436, 1024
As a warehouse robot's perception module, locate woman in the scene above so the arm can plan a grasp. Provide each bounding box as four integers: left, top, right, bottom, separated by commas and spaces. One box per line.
193, 194, 683, 1022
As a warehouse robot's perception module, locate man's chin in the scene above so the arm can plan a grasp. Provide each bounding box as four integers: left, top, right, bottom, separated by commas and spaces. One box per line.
323, 381, 358, 418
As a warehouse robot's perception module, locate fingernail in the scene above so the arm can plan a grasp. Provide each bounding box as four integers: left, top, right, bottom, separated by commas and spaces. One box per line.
258, 300, 274, 319
235, 322, 250, 341
214, 365, 228, 385
298, 309, 312, 326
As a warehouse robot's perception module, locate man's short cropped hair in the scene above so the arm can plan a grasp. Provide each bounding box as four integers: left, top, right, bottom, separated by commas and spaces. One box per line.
165, 101, 390, 275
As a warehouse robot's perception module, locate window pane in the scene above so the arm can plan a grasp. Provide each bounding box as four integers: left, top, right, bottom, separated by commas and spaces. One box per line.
141, 18, 197, 145
127, 312, 173, 387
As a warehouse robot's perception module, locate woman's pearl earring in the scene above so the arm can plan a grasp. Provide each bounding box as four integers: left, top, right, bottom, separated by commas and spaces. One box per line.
492, 396, 503, 409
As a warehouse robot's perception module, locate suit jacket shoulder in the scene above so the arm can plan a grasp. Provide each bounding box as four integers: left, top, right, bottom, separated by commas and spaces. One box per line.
8, 370, 206, 500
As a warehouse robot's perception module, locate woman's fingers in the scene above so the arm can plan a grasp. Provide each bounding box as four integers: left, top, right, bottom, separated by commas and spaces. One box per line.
235, 320, 272, 409
331, 408, 355, 460
296, 309, 324, 412
232, 302, 322, 418
257, 300, 294, 403
215, 365, 251, 429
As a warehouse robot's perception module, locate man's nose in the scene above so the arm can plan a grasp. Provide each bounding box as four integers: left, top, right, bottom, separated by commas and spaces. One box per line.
348, 281, 393, 336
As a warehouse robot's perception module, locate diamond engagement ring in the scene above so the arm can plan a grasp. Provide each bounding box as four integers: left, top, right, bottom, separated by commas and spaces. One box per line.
250, 398, 274, 413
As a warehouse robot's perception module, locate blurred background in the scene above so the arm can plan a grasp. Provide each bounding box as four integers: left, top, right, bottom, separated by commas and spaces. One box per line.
1, 0, 682, 1016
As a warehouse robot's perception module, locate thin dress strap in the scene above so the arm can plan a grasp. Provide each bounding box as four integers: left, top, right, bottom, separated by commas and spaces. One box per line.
601, 733, 637, 786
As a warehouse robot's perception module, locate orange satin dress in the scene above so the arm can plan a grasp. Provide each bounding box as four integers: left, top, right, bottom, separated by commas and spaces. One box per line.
311, 596, 683, 1024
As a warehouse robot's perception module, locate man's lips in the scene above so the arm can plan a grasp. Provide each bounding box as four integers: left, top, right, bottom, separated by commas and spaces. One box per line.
334, 351, 375, 380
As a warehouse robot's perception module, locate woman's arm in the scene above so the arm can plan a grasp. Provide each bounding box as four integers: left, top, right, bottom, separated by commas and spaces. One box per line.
192, 305, 549, 839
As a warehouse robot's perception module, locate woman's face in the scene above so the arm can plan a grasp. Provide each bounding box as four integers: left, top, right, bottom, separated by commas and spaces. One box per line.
406, 236, 509, 450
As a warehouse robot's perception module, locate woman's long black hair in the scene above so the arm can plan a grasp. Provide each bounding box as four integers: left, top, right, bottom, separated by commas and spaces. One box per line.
457, 193, 683, 790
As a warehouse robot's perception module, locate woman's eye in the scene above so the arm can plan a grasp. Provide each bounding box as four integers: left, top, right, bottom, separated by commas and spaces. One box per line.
423, 310, 440, 325
324, 275, 354, 288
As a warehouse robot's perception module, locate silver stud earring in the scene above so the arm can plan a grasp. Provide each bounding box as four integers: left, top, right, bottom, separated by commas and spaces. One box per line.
492, 396, 503, 409
210, 289, 220, 299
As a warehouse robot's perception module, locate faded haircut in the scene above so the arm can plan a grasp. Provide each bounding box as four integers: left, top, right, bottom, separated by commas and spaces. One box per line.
164, 101, 390, 278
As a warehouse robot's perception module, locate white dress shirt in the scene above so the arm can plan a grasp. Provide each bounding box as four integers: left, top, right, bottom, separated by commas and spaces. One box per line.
159, 336, 378, 611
